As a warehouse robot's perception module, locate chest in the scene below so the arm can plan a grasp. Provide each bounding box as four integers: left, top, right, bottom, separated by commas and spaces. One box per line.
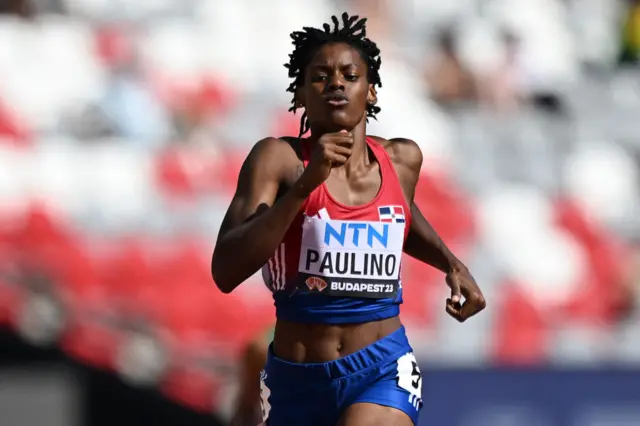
324, 163, 382, 207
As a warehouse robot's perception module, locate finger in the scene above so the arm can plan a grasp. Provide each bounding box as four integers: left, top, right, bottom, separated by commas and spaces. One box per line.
445, 298, 463, 322
457, 303, 476, 322
327, 153, 349, 165
458, 293, 486, 320
333, 136, 354, 147
324, 138, 354, 150
446, 275, 462, 304
330, 133, 353, 140
332, 146, 353, 156
337, 140, 354, 150
321, 145, 350, 159
320, 135, 353, 147
336, 130, 353, 138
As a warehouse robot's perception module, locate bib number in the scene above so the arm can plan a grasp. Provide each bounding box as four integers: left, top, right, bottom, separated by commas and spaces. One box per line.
396, 352, 423, 410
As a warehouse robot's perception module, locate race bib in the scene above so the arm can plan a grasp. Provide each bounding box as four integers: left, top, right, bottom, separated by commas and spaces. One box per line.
396, 352, 423, 410
297, 217, 404, 298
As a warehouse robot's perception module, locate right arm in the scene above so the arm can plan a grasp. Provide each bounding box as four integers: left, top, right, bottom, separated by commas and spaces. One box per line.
211, 132, 354, 293
211, 137, 308, 293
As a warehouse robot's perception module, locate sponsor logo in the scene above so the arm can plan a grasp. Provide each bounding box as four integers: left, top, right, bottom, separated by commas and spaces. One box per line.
305, 276, 328, 292
329, 281, 395, 294
324, 221, 389, 248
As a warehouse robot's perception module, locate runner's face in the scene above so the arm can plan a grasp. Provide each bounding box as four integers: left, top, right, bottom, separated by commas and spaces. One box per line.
301, 43, 373, 132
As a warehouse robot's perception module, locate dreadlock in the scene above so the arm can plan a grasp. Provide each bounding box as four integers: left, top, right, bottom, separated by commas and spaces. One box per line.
284, 12, 383, 138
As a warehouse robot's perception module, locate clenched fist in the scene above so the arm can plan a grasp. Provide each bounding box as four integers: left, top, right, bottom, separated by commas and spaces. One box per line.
296, 130, 353, 197
445, 266, 486, 322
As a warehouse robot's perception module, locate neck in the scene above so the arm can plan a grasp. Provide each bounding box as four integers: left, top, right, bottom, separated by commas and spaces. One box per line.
308, 117, 369, 170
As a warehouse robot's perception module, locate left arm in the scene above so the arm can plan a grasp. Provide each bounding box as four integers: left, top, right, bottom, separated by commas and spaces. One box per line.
404, 202, 464, 274
384, 137, 461, 272
385, 137, 486, 321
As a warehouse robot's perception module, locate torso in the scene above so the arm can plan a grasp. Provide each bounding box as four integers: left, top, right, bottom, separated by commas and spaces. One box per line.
264, 135, 415, 363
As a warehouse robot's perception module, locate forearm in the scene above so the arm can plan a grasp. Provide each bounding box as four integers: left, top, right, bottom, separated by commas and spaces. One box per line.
212, 188, 307, 293
404, 203, 464, 273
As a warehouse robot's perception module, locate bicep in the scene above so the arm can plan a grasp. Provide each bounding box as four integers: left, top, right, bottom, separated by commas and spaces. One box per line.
217, 138, 286, 237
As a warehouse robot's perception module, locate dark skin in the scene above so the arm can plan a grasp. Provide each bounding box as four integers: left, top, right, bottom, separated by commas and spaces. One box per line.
212, 42, 486, 426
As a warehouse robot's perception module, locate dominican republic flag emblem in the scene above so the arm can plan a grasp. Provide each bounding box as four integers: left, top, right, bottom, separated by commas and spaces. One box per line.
378, 205, 405, 223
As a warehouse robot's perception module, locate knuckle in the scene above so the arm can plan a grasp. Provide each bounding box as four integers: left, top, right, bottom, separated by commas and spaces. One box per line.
477, 296, 487, 310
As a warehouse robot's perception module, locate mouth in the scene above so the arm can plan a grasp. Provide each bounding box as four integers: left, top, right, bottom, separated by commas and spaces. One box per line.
324, 93, 349, 106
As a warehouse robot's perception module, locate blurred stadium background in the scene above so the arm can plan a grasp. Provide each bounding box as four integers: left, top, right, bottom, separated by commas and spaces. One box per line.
0, 0, 639, 425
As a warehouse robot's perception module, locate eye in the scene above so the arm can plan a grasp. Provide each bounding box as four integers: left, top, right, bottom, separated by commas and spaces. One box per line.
311, 75, 328, 82
345, 74, 358, 82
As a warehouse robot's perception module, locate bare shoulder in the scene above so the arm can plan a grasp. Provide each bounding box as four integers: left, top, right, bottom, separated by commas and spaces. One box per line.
242, 136, 302, 179
220, 136, 302, 234
368, 135, 423, 174
247, 136, 300, 163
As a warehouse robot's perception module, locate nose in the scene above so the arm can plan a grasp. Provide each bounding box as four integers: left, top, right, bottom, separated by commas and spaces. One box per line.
327, 75, 345, 92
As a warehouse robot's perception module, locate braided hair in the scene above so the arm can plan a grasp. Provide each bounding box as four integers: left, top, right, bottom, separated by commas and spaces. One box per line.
284, 12, 383, 138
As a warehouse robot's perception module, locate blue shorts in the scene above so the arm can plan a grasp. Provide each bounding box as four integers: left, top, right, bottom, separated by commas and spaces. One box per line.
260, 326, 423, 426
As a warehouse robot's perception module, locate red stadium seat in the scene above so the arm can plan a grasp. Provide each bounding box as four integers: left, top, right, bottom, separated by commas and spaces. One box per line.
553, 199, 629, 324
149, 72, 235, 119
0, 214, 21, 327
413, 172, 475, 245
153, 285, 230, 411
13, 205, 72, 253
271, 110, 305, 138
219, 149, 248, 193
492, 283, 548, 365
0, 100, 30, 147
0, 278, 24, 328
155, 148, 195, 198
11, 205, 101, 324
195, 77, 235, 118
398, 256, 440, 327
161, 367, 223, 413
151, 241, 211, 291
62, 238, 153, 371
155, 147, 229, 199
59, 249, 121, 370
157, 276, 272, 412
94, 25, 133, 68
60, 303, 123, 371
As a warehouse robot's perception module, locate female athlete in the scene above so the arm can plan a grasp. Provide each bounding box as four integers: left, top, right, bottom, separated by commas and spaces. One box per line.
212, 13, 486, 426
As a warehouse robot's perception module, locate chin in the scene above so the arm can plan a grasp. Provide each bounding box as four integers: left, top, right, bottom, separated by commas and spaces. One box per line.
324, 111, 360, 131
